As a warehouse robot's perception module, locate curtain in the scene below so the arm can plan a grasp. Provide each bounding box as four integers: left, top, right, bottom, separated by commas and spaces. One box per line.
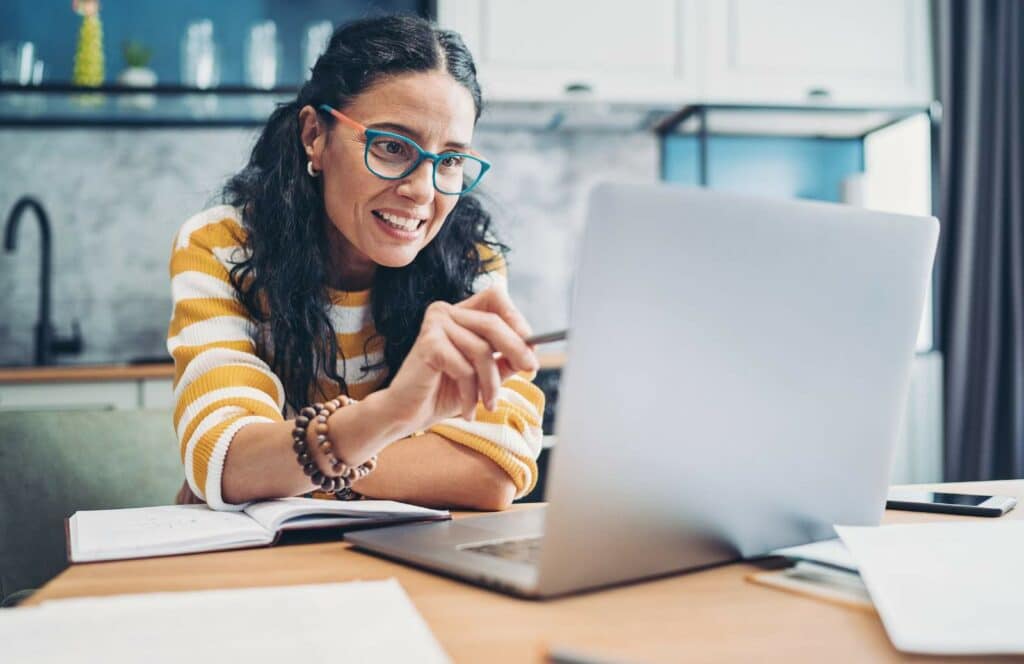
937, 0, 1024, 480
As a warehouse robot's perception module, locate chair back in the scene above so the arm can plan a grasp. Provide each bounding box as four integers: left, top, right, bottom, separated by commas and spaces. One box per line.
0, 409, 183, 601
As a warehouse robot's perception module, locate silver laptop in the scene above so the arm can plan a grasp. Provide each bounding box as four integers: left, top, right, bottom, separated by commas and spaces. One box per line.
346, 182, 939, 599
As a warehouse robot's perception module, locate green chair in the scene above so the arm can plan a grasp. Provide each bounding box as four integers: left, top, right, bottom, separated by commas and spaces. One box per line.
0, 409, 184, 606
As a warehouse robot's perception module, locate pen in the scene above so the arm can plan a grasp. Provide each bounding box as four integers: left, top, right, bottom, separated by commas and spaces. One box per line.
524, 330, 568, 345
492, 330, 567, 363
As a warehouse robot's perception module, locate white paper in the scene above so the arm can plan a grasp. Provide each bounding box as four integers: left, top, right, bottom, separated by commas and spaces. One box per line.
243, 497, 449, 532
0, 579, 450, 663
70, 504, 271, 562
771, 537, 858, 572
837, 521, 1024, 654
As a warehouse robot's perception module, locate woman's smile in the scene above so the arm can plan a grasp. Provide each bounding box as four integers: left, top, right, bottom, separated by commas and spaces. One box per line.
372, 208, 428, 240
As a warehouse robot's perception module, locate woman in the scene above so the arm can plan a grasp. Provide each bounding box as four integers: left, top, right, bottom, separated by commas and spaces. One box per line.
168, 15, 544, 511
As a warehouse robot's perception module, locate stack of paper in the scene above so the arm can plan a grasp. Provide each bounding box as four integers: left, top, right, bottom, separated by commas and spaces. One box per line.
0, 579, 450, 663
754, 538, 869, 609
771, 537, 858, 572
837, 521, 1024, 655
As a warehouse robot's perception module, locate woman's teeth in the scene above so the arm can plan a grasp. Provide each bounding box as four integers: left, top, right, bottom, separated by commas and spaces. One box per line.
375, 211, 422, 232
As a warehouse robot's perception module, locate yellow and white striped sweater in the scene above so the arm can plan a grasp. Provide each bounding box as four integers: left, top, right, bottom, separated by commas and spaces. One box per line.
167, 206, 544, 510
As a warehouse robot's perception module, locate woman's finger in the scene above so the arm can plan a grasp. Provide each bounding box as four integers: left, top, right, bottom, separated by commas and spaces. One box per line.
420, 322, 479, 420
457, 286, 533, 340
495, 357, 518, 384
443, 318, 503, 411
439, 338, 480, 420
449, 306, 537, 373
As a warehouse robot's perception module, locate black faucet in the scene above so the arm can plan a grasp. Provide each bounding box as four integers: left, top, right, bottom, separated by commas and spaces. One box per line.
4, 196, 83, 365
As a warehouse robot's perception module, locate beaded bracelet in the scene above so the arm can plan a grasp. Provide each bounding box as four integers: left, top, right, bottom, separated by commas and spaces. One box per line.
291, 396, 377, 494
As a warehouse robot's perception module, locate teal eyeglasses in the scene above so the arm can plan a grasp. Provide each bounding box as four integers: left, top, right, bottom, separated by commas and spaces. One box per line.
318, 104, 490, 195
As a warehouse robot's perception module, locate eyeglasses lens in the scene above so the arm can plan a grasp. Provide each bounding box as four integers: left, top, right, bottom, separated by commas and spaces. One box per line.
365, 134, 484, 194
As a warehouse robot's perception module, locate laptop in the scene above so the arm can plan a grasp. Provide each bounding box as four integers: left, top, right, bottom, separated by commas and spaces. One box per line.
346, 182, 939, 599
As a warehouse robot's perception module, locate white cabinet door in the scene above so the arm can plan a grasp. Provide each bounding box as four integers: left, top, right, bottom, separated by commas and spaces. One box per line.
889, 352, 943, 484
438, 0, 699, 103
703, 0, 932, 105
140, 378, 175, 409
0, 381, 139, 411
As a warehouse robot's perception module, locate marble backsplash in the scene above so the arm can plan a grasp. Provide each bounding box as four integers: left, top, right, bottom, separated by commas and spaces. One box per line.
0, 126, 657, 366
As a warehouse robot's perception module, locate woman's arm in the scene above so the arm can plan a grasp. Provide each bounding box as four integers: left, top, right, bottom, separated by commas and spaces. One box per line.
220, 390, 516, 509
350, 433, 517, 510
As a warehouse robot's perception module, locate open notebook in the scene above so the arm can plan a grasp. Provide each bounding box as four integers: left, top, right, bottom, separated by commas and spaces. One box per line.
67, 498, 449, 563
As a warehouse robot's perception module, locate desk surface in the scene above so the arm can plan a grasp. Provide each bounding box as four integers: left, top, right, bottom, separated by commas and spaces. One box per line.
25, 480, 1024, 663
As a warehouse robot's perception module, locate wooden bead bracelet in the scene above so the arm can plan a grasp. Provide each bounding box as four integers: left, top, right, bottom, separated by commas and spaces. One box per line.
291, 396, 377, 495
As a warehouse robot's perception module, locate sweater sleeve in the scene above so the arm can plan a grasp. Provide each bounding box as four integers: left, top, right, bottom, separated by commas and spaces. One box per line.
427, 248, 546, 497
166, 207, 285, 511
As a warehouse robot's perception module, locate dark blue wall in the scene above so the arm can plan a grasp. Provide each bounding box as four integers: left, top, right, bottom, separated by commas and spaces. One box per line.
0, 0, 424, 86
663, 135, 864, 202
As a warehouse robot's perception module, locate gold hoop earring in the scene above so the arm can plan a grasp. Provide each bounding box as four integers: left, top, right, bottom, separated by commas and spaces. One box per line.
307, 161, 319, 177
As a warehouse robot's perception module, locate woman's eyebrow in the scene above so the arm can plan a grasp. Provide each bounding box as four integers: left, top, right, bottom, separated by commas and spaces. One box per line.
367, 121, 470, 151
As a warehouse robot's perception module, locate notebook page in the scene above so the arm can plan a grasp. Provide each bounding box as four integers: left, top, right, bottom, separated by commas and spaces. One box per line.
70, 504, 272, 562
0, 579, 450, 663
837, 521, 1024, 654
243, 497, 449, 532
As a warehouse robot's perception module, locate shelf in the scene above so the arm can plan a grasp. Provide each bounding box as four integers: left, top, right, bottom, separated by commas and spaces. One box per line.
0, 84, 296, 127
655, 103, 940, 139
476, 100, 673, 132
0, 84, 681, 131
0, 86, 940, 135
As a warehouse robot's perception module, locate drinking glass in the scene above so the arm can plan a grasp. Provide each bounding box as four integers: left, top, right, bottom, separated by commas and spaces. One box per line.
0, 41, 37, 85
245, 20, 279, 89
302, 21, 332, 80
181, 20, 219, 89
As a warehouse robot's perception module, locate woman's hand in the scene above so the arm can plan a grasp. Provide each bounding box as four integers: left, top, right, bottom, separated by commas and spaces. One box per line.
382, 287, 539, 433
175, 479, 205, 505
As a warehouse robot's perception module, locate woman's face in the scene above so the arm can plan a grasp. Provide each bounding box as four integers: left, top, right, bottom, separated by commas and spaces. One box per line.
302, 70, 477, 282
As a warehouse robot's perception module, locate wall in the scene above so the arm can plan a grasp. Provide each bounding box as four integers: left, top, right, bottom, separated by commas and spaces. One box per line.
0, 126, 657, 366
663, 135, 864, 202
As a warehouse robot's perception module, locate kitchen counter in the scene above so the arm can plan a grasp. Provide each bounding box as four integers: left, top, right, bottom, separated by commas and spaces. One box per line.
0, 352, 565, 385
0, 363, 175, 384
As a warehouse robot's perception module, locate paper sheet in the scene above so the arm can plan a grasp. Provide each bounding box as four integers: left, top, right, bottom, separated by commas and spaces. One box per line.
770, 537, 858, 572
837, 521, 1024, 655
0, 579, 449, 663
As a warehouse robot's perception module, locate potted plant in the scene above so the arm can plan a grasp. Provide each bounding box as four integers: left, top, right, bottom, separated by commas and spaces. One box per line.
118, 39, 156, 86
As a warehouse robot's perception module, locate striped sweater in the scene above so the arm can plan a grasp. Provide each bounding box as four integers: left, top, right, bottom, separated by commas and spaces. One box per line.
167, 206, 544, 510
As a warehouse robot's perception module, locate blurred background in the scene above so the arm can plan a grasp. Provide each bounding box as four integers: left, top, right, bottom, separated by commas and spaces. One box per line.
0, 0, 1020, 489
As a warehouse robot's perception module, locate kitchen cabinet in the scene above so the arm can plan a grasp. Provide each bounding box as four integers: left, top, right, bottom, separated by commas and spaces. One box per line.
703, 0, 932, 105
890, 352, 943, 484
140, 378, 175, 409
0, 365, 175, 411
0, 381, 138, 411
437, 0, 932, 106
436, 0, 700, 103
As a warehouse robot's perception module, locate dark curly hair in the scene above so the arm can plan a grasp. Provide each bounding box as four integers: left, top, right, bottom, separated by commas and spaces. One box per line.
223, 14, 505, 411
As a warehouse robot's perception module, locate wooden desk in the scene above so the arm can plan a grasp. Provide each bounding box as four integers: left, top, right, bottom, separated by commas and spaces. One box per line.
24, 480, 1024, 663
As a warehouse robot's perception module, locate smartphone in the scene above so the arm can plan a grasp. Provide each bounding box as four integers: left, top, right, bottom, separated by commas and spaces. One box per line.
886, 489, 1017, 517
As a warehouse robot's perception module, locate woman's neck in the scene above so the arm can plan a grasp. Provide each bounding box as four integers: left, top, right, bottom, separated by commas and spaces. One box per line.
324, 221, 376, 292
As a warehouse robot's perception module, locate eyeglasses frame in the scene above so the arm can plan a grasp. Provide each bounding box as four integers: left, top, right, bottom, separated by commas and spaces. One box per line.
317, 104, 491, 195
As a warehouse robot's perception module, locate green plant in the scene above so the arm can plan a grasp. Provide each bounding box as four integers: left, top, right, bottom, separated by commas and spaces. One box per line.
122, 40, 152, 68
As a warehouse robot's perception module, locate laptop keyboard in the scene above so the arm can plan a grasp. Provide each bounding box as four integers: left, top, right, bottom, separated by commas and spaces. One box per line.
461, 536, 544, 565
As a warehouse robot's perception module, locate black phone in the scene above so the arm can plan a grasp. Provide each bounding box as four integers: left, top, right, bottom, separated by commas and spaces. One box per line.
886, 489, 1017, 517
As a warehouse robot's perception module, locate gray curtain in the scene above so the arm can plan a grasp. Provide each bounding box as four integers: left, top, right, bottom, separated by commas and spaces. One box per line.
937, 0, 1024, 480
